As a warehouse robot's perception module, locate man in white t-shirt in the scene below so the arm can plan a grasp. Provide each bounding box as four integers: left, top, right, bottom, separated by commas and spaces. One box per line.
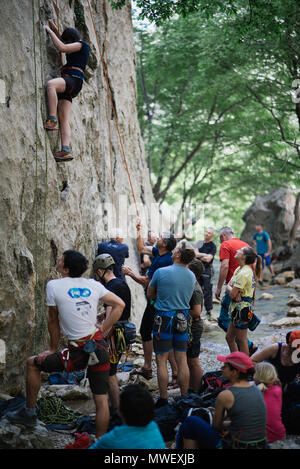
7, 250, 125, 439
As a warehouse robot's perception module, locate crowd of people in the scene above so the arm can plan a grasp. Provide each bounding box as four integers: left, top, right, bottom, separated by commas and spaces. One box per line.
6, 219, 300, 450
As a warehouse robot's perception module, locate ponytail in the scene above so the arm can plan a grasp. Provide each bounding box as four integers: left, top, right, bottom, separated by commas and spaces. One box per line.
255, 254, 262, 280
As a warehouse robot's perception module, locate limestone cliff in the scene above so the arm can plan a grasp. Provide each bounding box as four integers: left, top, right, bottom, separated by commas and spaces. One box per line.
0, 0, 155, 394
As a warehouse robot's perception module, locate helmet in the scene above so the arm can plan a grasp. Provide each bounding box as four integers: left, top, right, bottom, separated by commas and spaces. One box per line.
93, 254, 115, 274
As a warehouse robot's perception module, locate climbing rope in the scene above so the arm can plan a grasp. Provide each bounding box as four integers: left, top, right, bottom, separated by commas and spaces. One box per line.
54, 0, 63, 66
32, 0, 49, 351
37, 396, 78, 425
86, 0, 143, 271
86, 0, 140, 219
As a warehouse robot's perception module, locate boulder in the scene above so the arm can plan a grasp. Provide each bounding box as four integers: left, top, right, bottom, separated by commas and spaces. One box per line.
287, 296, 300, 307
0, 418, 53, 449
258, 293, 275, 300
287, 307, 300, 317
39, 384, 92, 400
273, 276, 286, 286
287, 279, 300, 290
281, 271, 295, 282
271, 317, 300, 328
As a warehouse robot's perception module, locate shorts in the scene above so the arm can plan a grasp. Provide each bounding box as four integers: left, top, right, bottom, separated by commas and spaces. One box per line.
218, 291, 231, 332
34, 337, 110, 395
259, 253, 271, 268
57, 75, 83, 103
187, 319, 204, 359
140, 299, 156, 342
152, 310, 191, 354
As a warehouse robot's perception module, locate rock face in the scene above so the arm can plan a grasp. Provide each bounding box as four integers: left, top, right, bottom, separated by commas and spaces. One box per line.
0, 1, 155, 394
241, 188, 300, 276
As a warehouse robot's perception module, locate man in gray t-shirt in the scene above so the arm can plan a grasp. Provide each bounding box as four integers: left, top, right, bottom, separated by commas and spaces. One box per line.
147, 242, 196, 408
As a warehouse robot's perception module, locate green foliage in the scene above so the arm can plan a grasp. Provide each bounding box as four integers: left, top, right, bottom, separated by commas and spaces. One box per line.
134, 2, 300, 234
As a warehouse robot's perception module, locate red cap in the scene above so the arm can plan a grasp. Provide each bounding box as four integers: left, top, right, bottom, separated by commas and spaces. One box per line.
217, 351, 254, 371
289, 330, 300, 349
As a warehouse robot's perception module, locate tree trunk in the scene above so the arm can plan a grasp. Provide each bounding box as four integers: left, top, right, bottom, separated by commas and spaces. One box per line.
289, 191, 300, 248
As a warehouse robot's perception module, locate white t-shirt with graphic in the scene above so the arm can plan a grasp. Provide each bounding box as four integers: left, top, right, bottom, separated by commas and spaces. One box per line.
46, 277, 109, 340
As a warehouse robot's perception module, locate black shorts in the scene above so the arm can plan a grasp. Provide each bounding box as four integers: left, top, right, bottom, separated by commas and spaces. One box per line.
57, 75, 83, 103
140, 299, 156, 342
34, 339, 110, 395
187, 319, 203, 359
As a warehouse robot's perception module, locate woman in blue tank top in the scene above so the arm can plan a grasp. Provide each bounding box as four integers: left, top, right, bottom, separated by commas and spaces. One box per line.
44, 19, 90, 162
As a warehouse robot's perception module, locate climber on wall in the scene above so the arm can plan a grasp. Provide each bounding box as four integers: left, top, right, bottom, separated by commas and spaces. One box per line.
44, 19, 90, 162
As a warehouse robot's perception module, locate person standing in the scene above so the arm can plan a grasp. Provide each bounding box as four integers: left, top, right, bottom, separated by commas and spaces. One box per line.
7, 250, 125, 439
225, 246, 262, 355
252, 224, 275, 284
122, 220, 176, 379
187, 258, 205, 392
196, 227, 216, 319
147, 242, 196, 407
97, 228, 129, 280
215, 227, 257, 355
93, 253, 132, 413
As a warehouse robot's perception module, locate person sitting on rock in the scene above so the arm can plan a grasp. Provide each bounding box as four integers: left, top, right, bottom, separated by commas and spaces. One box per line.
7, 250, 124, 440
251, 330, 300, 387
179, 351, 267, 449
253, 362, 286, 444
88, 384, 166, 449
44, 19, 90, 162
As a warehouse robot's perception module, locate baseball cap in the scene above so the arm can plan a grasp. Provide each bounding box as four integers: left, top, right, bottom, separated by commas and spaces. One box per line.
217, 351, 254, 371
288, 330, 300, 349
93, 254, 115, 274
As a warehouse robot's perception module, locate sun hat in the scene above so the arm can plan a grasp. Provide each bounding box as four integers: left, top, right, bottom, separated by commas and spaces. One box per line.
217, 351, 254, 371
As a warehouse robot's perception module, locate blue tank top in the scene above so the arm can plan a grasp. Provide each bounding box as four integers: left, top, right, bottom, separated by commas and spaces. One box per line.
62, 41, 90, 80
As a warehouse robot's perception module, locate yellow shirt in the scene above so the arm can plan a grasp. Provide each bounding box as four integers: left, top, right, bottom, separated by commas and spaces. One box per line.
230, 265, 255, 314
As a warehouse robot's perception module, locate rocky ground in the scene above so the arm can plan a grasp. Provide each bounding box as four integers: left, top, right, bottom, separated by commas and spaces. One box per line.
1, 269, 300, 449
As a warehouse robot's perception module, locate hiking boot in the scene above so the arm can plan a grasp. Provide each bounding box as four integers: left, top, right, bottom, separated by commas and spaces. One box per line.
6, 406, 37, 428
130, 366, 153, 380
54, 150, 73, 162
155, 398, 168, 409
44, 119, 58, 130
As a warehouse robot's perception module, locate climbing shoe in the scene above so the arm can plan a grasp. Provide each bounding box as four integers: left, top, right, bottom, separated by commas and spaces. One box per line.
44, 119, 58, 130
6, 406, 38, 428
54, 150, 73, 162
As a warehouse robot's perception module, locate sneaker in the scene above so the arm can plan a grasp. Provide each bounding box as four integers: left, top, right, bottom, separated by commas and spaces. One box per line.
6, 406, 37, 428
54, 150, 73, 162
258, 280, 263, 286
44, 119, 58, 130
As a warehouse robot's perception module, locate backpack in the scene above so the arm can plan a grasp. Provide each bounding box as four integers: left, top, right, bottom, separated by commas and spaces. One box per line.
199, 370, 231, 393
154, 405, 182, 442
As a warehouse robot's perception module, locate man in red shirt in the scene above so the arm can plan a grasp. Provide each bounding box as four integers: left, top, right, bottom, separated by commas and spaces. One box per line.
215, 227, 256, 355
